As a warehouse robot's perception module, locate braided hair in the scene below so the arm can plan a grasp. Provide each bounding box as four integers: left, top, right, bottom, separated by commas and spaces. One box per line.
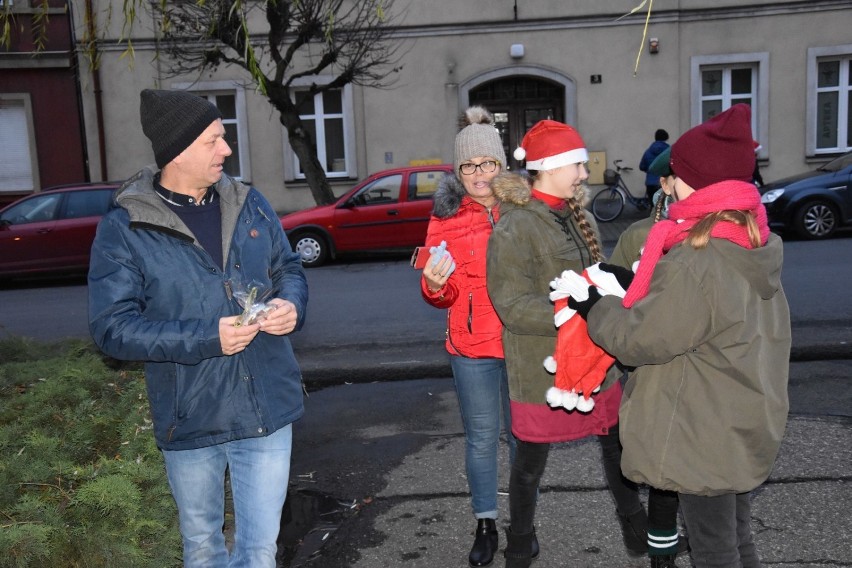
567, 196, 605, 263
653, 192, 667, 222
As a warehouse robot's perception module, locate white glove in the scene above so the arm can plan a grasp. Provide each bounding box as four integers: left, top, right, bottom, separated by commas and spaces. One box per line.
584, 263, 629, 298
549, 270, 590, 302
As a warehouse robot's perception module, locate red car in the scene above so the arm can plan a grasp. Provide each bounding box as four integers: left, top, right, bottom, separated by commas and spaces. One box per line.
0, 182, 121, 280
280, 164, 452, 267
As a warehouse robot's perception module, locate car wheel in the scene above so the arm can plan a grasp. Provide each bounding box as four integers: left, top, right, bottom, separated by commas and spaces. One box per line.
794, 200, 838, 240
291, 232, 328, 267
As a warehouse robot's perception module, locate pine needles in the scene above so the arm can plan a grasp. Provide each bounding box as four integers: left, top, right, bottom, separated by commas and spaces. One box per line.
0, 339, 181, 567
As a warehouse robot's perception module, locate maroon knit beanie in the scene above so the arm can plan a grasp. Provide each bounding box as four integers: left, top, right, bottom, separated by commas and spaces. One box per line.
670, 103, 755, 190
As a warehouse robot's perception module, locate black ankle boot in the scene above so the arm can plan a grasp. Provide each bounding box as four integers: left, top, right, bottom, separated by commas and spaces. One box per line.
531, 528, 539, 559
468, 518, 498, 567
616, 508, 649, 556
504, 528, 535, 568
650, 553, 680, 568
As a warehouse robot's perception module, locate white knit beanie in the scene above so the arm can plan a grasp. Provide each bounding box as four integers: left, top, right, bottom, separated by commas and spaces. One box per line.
454, 106, 507, 174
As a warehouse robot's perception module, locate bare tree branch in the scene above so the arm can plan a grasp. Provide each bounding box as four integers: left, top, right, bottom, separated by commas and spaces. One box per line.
147, 0, 406, 205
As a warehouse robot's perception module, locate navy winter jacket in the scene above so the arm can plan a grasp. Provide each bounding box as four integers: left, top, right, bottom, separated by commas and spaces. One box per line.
88, 166, 307, 450
639, 140, 670, 187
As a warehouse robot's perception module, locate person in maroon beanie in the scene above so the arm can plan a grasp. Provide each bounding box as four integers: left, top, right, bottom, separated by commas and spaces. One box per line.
573, 104, 791, 568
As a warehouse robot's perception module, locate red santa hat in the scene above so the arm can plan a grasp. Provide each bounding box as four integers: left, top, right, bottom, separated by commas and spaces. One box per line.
513, 120, 588, 171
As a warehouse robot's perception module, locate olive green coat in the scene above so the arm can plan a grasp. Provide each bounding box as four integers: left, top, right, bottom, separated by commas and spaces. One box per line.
486, 174, 617, 405
608, 215, 654, 270
587, 235, 791, 496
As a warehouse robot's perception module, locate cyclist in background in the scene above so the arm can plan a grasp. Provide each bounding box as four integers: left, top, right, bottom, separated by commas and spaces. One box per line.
639, 129, 670, 201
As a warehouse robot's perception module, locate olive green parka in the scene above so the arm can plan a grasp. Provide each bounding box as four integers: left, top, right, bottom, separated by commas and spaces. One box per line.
487, 173, 621, 442
587, 235, 791, 496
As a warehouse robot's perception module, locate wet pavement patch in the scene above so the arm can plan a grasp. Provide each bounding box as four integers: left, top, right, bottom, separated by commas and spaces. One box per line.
277, 488, 360, 567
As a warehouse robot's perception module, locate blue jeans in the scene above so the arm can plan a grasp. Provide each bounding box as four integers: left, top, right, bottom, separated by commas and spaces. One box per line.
451, 355, 516, 519
161, 424, 293, 568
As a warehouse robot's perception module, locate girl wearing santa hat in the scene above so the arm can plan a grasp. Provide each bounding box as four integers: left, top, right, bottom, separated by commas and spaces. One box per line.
486, 119, 646, 567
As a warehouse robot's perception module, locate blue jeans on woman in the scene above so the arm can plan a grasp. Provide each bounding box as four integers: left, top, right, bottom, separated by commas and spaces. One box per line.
451, 355, 516, 519
161, 424, 293, 568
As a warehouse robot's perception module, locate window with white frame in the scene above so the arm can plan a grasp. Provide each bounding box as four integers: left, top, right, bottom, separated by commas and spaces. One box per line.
807, 46, 852, 155
691, 53, 768, 156
287, 82, 354, 180
699, 65, 756, 121
171, 82, 251, 181
0, 94, 39, 193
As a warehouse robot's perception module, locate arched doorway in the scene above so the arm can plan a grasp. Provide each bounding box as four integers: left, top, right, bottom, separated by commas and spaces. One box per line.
469, 76, 565, 171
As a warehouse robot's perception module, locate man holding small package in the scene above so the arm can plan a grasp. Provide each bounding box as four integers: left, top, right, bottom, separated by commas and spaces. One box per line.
88, 89, 307, 567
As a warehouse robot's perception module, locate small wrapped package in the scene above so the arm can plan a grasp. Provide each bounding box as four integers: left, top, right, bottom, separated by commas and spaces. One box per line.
229, 278, 276, 326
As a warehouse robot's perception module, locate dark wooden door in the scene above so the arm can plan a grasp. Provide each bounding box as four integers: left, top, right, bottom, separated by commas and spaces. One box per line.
470, 77, 564, 171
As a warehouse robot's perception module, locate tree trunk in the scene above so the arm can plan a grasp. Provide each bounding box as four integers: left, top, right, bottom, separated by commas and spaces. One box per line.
268, 86, 336, 206
287, 131, 336, 206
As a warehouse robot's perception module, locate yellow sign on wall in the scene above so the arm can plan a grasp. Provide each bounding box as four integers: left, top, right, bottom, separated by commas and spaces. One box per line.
586, 151, 607, 185
409, 158, 444, 166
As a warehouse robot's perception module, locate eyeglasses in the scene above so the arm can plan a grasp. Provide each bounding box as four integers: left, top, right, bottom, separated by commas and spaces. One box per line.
459, 160, 500, 176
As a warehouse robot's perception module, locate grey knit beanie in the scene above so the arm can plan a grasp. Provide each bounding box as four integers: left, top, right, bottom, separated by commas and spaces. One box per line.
454, 106, 507, 174
140, 89, 222, 169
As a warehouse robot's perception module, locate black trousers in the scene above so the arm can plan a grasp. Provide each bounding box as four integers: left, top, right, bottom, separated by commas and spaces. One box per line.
649, 487, 679, 531
509, 424, 642, 535
679, 492, 759, 568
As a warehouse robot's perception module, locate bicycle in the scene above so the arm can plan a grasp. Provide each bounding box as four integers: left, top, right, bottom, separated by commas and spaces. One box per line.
591, 159, 652, 222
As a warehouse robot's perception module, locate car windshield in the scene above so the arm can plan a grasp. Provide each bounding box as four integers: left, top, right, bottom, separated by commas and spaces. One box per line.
820, 152, 852, 172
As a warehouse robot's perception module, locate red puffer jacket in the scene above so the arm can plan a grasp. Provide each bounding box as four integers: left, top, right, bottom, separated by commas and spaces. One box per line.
421, 175, 503, 359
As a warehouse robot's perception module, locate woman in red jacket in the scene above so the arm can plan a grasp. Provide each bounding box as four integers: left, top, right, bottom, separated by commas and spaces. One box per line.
421, 106, 516, 567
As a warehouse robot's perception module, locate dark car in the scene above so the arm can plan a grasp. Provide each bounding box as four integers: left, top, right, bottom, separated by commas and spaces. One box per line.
760, 152, 852, 239
0, 182, 121, 280
280, 164, 452, 267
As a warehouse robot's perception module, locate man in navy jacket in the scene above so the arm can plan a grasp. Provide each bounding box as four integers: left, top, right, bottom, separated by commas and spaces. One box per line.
89, 89, 308, 567
639, 128, 670, 201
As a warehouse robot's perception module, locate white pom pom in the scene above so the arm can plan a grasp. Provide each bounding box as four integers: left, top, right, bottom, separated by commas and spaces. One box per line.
546, 386, 563, 407
576, 396, 595, 413
543, 356, 557, 374
562, 390, 579, 411
513, 146, 526, 161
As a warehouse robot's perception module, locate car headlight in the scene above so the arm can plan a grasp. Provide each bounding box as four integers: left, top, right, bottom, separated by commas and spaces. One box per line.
760, 189, 785, 204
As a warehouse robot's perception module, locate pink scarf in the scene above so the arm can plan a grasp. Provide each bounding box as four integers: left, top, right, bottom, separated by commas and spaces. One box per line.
622, 180, 770, 307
